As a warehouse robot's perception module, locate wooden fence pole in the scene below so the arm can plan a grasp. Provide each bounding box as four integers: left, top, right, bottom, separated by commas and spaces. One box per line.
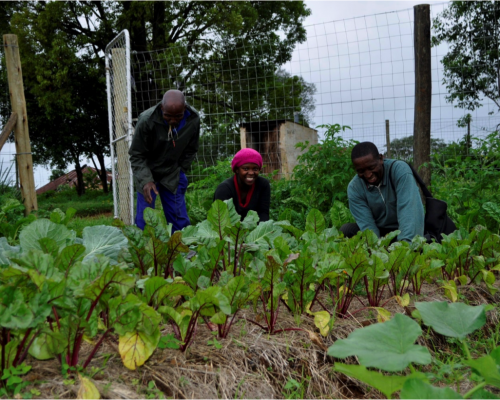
385, 119, 391, 158
3, 34, 37, 215
413, 4, 432, 188
0, 112, 17, 152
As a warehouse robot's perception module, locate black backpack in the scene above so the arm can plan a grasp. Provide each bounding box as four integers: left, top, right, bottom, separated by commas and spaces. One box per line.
388, 161, 456, 243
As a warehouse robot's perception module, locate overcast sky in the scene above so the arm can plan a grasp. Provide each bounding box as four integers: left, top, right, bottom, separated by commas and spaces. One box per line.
305, 0, 444, 24
290, 0, 499, 151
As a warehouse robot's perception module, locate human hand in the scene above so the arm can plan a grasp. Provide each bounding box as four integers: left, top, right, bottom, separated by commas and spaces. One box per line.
143, 182, 158, 204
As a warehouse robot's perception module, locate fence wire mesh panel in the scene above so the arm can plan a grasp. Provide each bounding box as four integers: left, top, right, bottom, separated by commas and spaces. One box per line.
106, 30, 134, 225
127, 2, 500, 184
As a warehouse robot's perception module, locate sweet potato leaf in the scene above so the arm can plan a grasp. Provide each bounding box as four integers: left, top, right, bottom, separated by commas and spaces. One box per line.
328, 313, 431, 371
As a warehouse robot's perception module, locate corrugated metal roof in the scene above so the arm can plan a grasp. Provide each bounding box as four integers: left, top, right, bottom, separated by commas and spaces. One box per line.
36, 166, 112, 195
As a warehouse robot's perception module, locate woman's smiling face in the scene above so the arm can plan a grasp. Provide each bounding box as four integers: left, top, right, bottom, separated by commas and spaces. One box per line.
235, 163, 260, 186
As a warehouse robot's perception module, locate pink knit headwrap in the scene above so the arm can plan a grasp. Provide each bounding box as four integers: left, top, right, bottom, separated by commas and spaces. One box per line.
231, 148, 263, 171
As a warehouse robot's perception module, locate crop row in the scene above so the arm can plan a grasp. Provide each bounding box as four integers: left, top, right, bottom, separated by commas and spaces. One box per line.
0, 199, 499, 397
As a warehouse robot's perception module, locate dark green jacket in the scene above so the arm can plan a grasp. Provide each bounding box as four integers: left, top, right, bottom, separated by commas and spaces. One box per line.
129, 103, 200, 194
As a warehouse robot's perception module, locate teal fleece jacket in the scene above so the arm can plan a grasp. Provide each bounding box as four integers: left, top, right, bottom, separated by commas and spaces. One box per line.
347, 159, 424, 242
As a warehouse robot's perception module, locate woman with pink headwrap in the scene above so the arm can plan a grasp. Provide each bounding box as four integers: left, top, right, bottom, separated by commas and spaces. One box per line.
214, 148, 271, 222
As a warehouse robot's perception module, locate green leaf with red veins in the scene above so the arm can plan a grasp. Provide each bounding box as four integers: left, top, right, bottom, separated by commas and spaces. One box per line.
305, 208, 325, 234
83, 265, 135, 302
143, 208, 171, 241
224, 199, 241, 226
144, 277, 193, 308
208, 200, 231, 239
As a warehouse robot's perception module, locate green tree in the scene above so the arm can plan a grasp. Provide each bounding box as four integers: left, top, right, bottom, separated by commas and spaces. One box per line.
432, 1, 500, 112
49, 169, 67, 182
385, 136, 448, 162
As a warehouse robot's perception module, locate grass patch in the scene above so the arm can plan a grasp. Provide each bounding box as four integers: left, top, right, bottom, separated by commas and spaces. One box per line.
67, 215, 114, 237
37, 188, 113, 217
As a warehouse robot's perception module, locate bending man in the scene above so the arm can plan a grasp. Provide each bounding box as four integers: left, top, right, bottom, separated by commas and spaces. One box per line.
340, 141, 424, 242
129, 90, 200, 231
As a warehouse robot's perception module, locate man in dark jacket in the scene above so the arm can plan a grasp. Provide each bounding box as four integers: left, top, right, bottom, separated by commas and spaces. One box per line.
129, 90, 200, 231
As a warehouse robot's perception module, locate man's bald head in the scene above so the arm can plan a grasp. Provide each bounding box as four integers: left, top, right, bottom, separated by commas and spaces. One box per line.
162, 90, 185, 108
161, 90, 186, 127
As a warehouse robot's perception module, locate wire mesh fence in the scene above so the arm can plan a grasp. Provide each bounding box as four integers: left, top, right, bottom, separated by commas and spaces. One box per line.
128, 2, 499, 183
1, 3, 499, 211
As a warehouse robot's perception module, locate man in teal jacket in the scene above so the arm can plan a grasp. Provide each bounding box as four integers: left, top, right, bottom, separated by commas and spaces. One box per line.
340, 142, 424, 242
129, 90, 200, 231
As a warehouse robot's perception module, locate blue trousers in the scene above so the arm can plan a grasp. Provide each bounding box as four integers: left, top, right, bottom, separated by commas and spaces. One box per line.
135, 171, 190, 232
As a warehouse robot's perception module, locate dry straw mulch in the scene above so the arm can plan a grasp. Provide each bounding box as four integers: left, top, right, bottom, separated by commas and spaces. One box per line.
21, 283, 500, 399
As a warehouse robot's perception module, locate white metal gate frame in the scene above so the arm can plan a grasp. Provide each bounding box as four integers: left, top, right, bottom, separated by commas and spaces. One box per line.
105, 29, 134, 224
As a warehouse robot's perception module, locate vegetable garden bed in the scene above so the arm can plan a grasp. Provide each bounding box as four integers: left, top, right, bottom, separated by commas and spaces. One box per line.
1, 199, 500, 399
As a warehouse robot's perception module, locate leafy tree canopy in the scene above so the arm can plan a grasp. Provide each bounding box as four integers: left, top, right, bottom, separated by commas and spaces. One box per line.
432, 1, 500, 112
0, 1, 311, 193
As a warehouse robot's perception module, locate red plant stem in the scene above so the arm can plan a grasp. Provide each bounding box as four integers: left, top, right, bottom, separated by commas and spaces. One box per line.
86, 274, 122, 323
233, 230, 240, 275
389, 272, 397, 297
349, 306, 370, 316
280, 297, 292, 313
52, 306, 61, 329
209, 248, 224, 284
470, 270, 482, 284
13, 328, 32, 367
363, 276, 372, 305
260, 293, 271, 329
181, 310, 200, 352
17, 330, 40, 365
354, 293, 367, 307
244, 318, 268, 331
309, 287, 321, 310
210, 262, 218, 284
381, 296, 395, 308
315, 298, 332, 315
223, 312, 239, 339
71, 329, 84, 367
82, 329, 112, 370
136, 250, 147, 275
377, 284, 387, 304
152, 244, 159, 277
272, 328, 304, 335
164, 243, 181, 279
271, 300, 279, 332
227, 242, 231, 271
237, 242, 245, 275
299, 271, 305, 312
170, 321, 181, 341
